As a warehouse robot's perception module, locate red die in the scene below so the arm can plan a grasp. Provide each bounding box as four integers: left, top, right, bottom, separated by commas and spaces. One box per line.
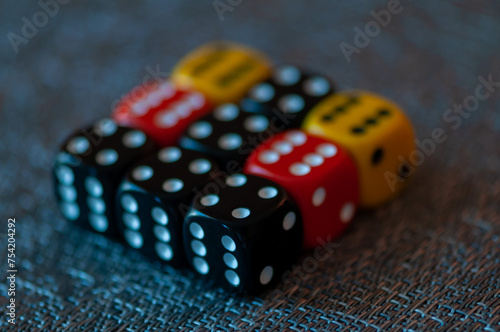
244, 130, 359, 249
112, 80, 212, 146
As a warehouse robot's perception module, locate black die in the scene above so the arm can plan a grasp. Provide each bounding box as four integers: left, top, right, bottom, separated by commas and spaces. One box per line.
184, 173, 302, 294
240, 65, 334, 127
52, 118, 156, 237
116, 147, 221, 267
180, 103, 278, 171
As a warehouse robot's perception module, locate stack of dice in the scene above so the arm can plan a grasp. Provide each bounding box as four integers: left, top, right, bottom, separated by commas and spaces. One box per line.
53, 41, 416, 294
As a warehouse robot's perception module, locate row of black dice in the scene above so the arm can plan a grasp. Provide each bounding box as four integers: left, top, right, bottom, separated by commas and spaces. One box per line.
53, 121, 302, 293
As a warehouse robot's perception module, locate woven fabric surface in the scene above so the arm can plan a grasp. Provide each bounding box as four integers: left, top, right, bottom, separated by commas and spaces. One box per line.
1, 1, 499, 331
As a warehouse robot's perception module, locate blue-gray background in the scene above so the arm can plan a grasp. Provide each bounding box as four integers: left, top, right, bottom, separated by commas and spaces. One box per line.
1, 1, 499, 330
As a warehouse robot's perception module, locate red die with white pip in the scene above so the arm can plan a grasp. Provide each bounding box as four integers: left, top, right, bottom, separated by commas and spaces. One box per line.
112, 80, 212, 146
244, 130, 359, 249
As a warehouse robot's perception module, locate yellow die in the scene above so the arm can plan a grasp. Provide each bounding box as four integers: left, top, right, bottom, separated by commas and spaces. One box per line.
302, 90, 415, 208
172, 41, 272, 104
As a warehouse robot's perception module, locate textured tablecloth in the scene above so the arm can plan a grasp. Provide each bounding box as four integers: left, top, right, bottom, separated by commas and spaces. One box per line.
1, 1, 499, 331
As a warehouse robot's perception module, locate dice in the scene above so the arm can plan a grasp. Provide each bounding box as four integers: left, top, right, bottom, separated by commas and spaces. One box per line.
302, 90, 415, 207
179, 103, 279, 171
115, 147, 221, 266
183, 173, 302, 293
240, 65, 334, 128
53, 118, 156, 237
51, 41, 420, 295
244, 130, 359, 249
112, 80, 212, 146
172, 41, 272, 104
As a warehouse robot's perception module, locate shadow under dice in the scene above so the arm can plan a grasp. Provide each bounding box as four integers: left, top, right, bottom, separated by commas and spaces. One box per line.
112, 80, 212, 146
244, 130, 359, 249
53, 118, 156, 237
184, 174, 302, 294
240, 65, 334, 128
302, 90, 415, 207
116, 147, 221, 266
172, 41, 272, 104
180, 103, 276, 171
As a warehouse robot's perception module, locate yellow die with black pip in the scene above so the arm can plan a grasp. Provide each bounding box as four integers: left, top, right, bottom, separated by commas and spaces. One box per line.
302, 90, 415, 208
172, 41, 272, 104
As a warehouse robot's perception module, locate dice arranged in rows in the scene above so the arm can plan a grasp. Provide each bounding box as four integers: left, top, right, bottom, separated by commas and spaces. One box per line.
53, 41, 416, 294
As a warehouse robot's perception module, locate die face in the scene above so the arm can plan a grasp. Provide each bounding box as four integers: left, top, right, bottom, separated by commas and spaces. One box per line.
184, 214, 247, 290
53, 118, 156, 236
302, 91, 415, 207
190, 174, 290, 228
184, 174, 302, 293
123, 147, 221, 203
115, 147, 221, 266
244, 130, 359, 249
53, 153, 114, 235
117, 186, 186, 266
240, 65, 334, 128
61, 118, 157, 175
172, 41, 272, 104
112, 80, 212, 146
179, 103, 275, 170
245, 204, 302, 293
